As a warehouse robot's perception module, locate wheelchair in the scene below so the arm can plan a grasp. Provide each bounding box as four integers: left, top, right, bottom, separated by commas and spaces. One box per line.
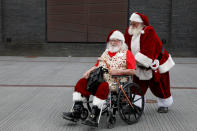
80, 75, 145, 128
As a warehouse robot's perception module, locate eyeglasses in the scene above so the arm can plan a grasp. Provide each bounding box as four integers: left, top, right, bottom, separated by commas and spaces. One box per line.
109, 39, 121, 42
129, 21, 140, 27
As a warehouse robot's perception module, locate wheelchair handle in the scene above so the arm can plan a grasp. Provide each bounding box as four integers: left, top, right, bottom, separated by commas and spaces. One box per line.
112, 75, 132, 78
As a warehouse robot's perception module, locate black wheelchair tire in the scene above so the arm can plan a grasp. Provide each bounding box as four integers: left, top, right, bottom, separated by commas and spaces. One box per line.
81, 108, 89, 120
118, 82, 145, 125
107, 111, 116, 129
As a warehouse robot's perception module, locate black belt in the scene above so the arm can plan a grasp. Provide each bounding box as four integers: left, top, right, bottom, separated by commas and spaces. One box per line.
157, 53, 162, 60
157, 47, 165, 60
138, 66, 151, 70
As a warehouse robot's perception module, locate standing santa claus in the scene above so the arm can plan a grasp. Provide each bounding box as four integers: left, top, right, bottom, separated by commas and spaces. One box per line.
124, 12, 175, 113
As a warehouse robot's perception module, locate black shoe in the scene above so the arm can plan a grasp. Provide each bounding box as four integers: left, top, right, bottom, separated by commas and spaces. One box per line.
62, 101, 84, 122
82, 105, 100, 127
62, 112, 78, 122
157, 107, 168, 113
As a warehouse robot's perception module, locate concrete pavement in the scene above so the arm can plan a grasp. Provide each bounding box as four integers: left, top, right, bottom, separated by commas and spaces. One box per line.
0, 56, 197, 88
0, 56, 197, 131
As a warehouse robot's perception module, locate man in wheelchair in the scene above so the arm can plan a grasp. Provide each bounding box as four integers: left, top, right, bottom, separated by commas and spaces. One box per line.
62, 30, 136, 127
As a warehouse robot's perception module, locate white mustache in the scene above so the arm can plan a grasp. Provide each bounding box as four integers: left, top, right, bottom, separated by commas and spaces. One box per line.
109, 46, 120, 53
128, 25, 143, 36
106, 42, 128, 52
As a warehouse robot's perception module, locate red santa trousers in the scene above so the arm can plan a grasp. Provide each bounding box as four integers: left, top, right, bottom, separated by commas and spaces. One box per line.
74, 78, 109, 100
133, 71, 173, 107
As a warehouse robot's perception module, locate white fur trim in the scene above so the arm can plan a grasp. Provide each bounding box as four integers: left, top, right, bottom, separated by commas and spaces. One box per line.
141, 30, 145, 34
72, 92, 85, 102
109, 30, 125, 43
131, 33, 140, 56
133, 95, 142, 108
92, 96, 106, 109
130, 13, 143, 23
159, 55, 175, 73
135, 66, 152, 80
135, 52, 153, 68
157, 96, 173, 107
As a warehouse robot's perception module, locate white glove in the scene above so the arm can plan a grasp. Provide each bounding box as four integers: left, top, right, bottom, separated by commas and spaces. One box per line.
150, 59, 159, 70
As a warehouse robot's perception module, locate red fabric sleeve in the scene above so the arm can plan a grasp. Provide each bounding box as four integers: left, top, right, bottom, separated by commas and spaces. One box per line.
140, 26, 162, 60
126, 50, 136, 69
95, 60, 99, 67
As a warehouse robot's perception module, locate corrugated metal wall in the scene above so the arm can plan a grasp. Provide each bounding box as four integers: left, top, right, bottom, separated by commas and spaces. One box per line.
0, 0, 197, 56
128, 0, 172, 48
47, 0, 128, 42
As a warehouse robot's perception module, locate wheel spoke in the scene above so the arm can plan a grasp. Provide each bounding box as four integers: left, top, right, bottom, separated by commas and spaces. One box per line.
133, 105, 142, 116
131, 87, 136, 102
133, 98, 142, 103
128, 114, 131, 120
133, 110, 137, 119
119, 101, 127, 104
127, 86, 131, 100
118, 83, 144, 124
120, 109, 126, 120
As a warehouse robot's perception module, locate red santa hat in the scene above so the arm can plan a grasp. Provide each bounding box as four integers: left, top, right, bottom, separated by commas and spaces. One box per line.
106, 30, 125, 43
129, 12, 150, 26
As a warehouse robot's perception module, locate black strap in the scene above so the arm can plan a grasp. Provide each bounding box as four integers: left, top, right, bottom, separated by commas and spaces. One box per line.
157, 47, 165, 60
138, 66, 151, 70
157, 53, 162, 60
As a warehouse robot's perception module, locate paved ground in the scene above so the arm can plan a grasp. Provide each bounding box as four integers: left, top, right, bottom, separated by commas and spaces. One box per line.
0, 56, 197, 88
0, 56, 197, 131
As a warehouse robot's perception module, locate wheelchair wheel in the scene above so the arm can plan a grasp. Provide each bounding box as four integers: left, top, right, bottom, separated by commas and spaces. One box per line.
81, 108, 89, 120
118, 82, 144, 124
107, 111, 116, 129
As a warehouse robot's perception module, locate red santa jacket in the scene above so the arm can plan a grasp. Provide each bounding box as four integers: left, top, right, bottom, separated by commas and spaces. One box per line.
124, 26, 175, 74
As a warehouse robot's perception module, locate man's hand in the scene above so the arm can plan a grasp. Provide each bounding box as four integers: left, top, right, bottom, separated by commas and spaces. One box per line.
97, 57, 103, 61
109, 69, 121, 75
109, 69, 135, 76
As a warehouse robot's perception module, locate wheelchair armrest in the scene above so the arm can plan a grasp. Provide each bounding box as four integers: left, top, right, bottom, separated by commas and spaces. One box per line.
112, 75, 132, 78
112, 75, 133, 82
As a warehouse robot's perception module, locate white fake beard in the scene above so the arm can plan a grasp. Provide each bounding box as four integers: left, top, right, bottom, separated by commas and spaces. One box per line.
128, 25, 143, 36
107, 43, 121, 53
106, 42, 128, 53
